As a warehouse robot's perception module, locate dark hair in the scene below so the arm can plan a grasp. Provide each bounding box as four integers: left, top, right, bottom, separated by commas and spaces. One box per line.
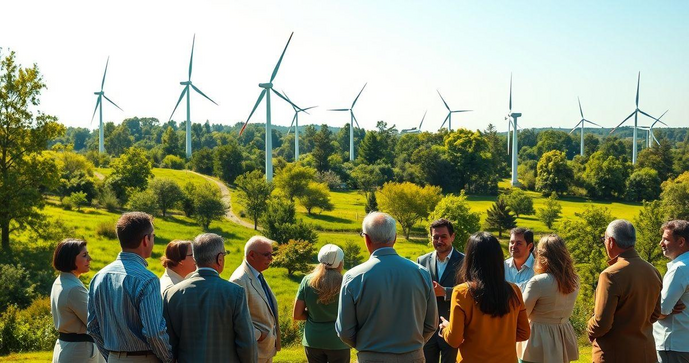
662, 220, 689, 242
510, 227, 534, 252
53, 239, 88, 272
116, 212, 154, 249
456, 232, 518, 317
161, 240, 192, 268
430, 218, 454, 236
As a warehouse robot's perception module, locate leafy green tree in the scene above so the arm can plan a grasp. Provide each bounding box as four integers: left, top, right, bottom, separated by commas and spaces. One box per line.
127, 189, 159, 216
0, 50, 65, 251
428, 191, 481, 251
161, 126, 181, 157
484, 123, 510, 178
342, 241, 364, 269
297, 182, 333, 215
365, 192, 378, 214
104, 124, 133, 156
311, 124, 335, 172
582, 151, 631, 199
634, 200, 667, 266
500, 189, 535, 217
260, 197, 317, 244
536, 150, 573, 196
149, 178, 183, 217
351, 164, 385, 200
190, 147, 215, 175
625, 167, 661, 202
599, 136, 629, 161
235, 170, 273, 230
191, 184, 228, 230
535, 130, 577, 159
660, 173, 689, 220
484, 198, 517, 238
213, 141, 243, 184
69, 192, 88, 211
109, 147, 153, 201
537, 193, 562, 229
0, 264, 36, 312
636, 138, 674, 182
272, 239, 316, 276
376, 182, 442, 239
442, 129, 496, 194
161, 154, 185, 170
180, 182, 196, 217
273, 163, 316, 200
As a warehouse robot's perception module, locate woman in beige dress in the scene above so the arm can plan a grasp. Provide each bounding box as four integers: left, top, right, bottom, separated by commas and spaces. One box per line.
517, 234, 579, 363
159, 239, 196, 294
50, 238, 104, 363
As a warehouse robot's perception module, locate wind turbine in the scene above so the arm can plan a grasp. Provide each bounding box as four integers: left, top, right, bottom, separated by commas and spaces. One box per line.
568, 97, 604, 157
328, 83, 367, 161
437, 90, 472, 130
239, 32, 303, 182
639, 110, 669, 148
91, 57, 123, 154
506, 74, 522, 186
609, 72, 659, 164
284, 91, 317, 161
169, 35, 218, 159
401, 110, 427, 134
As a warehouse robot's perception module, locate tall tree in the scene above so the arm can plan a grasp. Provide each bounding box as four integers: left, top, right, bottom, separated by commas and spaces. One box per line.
213, 141, 243, 184
161, 125, 181, 157
311, 124, 335, 171
0, 50, 65, 251
235, 170, 273, 230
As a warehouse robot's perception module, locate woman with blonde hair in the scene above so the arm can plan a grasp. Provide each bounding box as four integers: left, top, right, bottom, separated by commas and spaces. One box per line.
159, 240, 196, 294
293, 244, 350, 363
517, 234, 579, 363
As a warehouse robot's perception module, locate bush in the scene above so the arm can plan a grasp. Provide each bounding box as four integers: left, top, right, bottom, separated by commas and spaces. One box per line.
278, 308, 304, 347
69, 191, 89, 211
127, 189, 159, 216
272, 239, 316, 276
0, 264, 37, 313
60, 196, 73, 210
97, 184, 120, 212
315, 170, 343, 190
342, 241, 364, 269
161, 154, 185, 170
261, 197, 317, 244
96, 221, 117, 240
192, 184, 228, 230
500, 189, 535, 218
0, 297, 57, 354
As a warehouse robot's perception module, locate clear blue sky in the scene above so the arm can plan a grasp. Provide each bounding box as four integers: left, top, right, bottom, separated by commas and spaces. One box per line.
4, 0, 688, 132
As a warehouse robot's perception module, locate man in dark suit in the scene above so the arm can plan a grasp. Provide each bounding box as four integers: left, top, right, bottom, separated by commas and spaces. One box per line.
163, 233, 257, 363
417, 219, 465, 363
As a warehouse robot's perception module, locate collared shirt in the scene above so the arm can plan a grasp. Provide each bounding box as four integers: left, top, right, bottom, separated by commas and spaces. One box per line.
159, 267, 185, 295
504, 253, 535, 291
87, 252, 173, 362
654, 251, 689, 352
435, 248, 454, 281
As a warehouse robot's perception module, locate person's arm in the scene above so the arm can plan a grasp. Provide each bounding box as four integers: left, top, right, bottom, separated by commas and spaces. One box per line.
231, 275, 266, 341
234, 288, 258, 363
587, 271, 618, 340
515, 287, 530, 342
86, 285, 109, 360
335, 276, 357, 348
522, 278, 541, 317
293, 299, 307, 321
68, 284, 89, 326
139, 279, 173, 363
441, 287, 465, 348
424, 274, 439, 342
657, 267, 687, 320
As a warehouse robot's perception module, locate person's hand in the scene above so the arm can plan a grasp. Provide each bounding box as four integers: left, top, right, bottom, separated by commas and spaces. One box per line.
433, 281, 445, 297
257, 330, 267, 342
438, 316, 449, 337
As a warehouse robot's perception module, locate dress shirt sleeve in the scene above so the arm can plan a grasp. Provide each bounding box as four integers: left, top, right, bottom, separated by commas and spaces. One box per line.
660, 267, 687, 316
139, 279, 173, 363
161, 290, 178, 358
587, 271, 618, 340
442, 287, 465, 349
86, 281, 108, 360
68, 284, 89, 326
424, 274, 439, 342
335, 276, 357, 348
234, 288, 258, 363
522, 277, 541, 317
515, 287, 530, 342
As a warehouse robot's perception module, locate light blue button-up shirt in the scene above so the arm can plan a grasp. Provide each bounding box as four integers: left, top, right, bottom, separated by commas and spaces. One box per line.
87, 252, 173, 362
654, 251, 689, 352
504, 253, 535, 291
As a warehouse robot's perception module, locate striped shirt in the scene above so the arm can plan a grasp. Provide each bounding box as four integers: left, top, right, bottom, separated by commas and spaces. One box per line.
87, 252, 173, 362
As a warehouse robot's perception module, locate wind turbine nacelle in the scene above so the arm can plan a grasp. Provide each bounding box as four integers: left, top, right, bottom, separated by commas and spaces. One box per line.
94, 91, 103, 95
259, 82, 273, 89
180, 81, 191, 85
511, 112, 522, 118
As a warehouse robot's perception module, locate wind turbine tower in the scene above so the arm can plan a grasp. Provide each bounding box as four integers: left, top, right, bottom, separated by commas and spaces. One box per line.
91, 57, 123, 154
506, 74, 522, 186
284, 91, 316, 161
329, 83, 367, 161
569, 97, 603, 157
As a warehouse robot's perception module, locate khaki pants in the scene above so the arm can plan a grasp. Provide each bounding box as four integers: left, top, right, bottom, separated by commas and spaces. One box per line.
357, 349, 425, 363
52, 339, 104, 363
107, 352, 161, 363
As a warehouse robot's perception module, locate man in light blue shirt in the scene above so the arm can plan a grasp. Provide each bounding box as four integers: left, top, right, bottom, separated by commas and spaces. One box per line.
654, 220, 689, 363
504, 227, 535, 291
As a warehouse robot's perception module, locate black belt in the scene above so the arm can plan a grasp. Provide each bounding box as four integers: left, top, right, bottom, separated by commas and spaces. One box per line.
59, 332, 94, 342
111, 351, 154, 357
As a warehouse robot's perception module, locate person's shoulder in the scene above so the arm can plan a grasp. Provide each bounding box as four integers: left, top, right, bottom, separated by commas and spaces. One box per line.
229, 263, 249, 281
452, 282, 471, 295
417, 251, 433, 263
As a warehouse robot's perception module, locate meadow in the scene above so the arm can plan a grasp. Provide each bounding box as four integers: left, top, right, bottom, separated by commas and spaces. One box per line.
7, 168, 647, 362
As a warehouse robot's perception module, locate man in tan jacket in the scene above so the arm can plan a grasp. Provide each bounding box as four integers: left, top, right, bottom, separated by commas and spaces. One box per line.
587, 219, 662, 363
230, 236, 281, 363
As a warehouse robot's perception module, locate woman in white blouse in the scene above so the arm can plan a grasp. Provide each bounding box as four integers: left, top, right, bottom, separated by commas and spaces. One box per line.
159, 240, 196, 294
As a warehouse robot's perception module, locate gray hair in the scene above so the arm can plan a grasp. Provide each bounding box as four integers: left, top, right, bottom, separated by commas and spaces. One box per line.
244, 235, 275, 257
362, 212, 396, 244
606, 219, 636, 249
192, 233, 225, 267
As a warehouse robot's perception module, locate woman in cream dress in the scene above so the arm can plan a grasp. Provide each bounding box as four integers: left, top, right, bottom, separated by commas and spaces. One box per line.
517, 234, 579, 363
159, 239, 195, 294
50, 239, 104, 363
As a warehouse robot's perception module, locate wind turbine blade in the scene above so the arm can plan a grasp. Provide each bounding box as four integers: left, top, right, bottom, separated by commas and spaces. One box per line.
584, 119, 604, 128
509, 73, 513, 111
91, 96, 102, 123
352, 112, 361, 129
419, 110, 427, 129
437, 90, 451, 111
101, 57, 109, 91
440, 113, 449, 129
240, 89, 267, 135
451, 110, 472, 113
609, 111, 635, 134
169, 87, 189, 121
568, 120, 582, 134
102, 94, 123, 111
300, 106, 318, 113
287, 113, 297, 135
328, 108, 350, 112
655, 109, 669, 122
351, 83, 367, 108
638, 109, 658, 122
578, 97, 584, 119
272, 89, 302, 110
191, 84, 218, 105
270, 32, 294, 83
189, 34, 195, 80
635, 72, 640, 107
652, 131, 660, 145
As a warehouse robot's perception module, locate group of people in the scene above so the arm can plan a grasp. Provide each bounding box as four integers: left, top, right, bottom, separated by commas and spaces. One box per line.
48, 210, 688, 363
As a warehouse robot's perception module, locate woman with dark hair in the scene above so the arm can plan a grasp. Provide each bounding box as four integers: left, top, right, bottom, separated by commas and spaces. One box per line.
159, 240, 196, 294
517, 234, 579, 363
50, 238, 104, 363
440, 232, 530, 362
293, 244, 350, 363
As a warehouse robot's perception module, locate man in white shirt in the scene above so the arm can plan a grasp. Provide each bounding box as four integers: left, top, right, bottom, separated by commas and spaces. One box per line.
654, 220, 689, 363
504, 227, 535, 291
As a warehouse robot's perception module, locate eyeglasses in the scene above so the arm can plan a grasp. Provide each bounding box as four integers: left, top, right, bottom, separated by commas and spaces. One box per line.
600, 236, 606, 243
359, 231, 367, 238
257, 251, 276, 257
217, 250, 229, 257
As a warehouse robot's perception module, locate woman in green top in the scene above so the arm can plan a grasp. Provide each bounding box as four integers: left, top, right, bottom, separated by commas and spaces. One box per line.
293, 244, 350, 363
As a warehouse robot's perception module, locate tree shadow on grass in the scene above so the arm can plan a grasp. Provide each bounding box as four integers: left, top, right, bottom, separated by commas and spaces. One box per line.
304, 214, 351, 225
207, 226, 240, 241
164, 216, 198, 227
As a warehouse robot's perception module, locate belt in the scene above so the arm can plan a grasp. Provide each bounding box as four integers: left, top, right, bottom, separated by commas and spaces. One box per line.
58, 332, 94, 342
111, 351, 154, 357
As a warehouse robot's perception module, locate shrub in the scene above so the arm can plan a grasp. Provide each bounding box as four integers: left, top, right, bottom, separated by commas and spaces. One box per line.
315, 170, 342, 190
149, 178, 183, 217
278, 308, 304, 347
97, 184, 120, 212
272, 239, 316, 276
161, 154, 185, 170
127, 189, 159, 216
500, 189, 535, 217
0, 297, 56, 354
60, 196, 73, 210
261, 197, 317, 244
342, 241, 364, 269
96, 221, 117, 240
192, 184, 228, 230
69, 191, 89, 211
0, 264, 36, 313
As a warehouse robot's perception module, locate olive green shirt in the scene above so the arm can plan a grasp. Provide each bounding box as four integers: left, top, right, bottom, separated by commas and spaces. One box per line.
296, 274, 349, 350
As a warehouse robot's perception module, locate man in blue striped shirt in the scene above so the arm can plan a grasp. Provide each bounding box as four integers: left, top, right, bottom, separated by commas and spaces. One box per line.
87, 212, 173, 363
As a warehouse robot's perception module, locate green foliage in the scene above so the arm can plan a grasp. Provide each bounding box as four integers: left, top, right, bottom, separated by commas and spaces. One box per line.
213, 141, 244, 184
69, 191, 88, 211
0, 264, 36, 313
625, 167, 662, 202
365, 192, 378, 214
583, 151, 631, 199
500, 189, 535, 217
376, 182, 442, 239
315, 170, 342, 190
260, 197, 317, 244
50, 150, 97, 200
342, 241, 364, 269
104, 124, 133, 157
297, 182, 334, 215
537, 193, 562, 229
442, 129, 497, 194
0, 297, 56, 354
272, 239, 316, 276
0, 50, 65, 251
60, 196, 73, 210
536, 150, 573, 196
180, 182, 196, 217
161, 154, 185, 170
96, 183, 120, 212
350, 164, 385, 196
190, 147, 215, 175
634, 200, 667, 266
484, 198, 517, 238
636, 138, 674, 182
149, 178, 183, 217
96, 221, 117, 240
518, 161, 537, 191
191, 184, 228, 230
660, 173, 689, 220
274, 163, 316, 200
428, 191, 481, 251
535, 130, 577, 160
127, 189, 159, 216
109, 147, 153, 198
161, 126, 181, 157
311, 124, 335, 172
235, 170, 273, 230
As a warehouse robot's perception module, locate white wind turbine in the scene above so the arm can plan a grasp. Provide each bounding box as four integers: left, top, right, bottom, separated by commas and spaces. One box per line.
569, 97, 604, 157
639, 110, 669, 148
506, 74, 522, 186
401, 111, 427, 134
283, 91, 317, 161
91, 57, 123, 154
437, 90, 471, 131
328, 83, 367, 161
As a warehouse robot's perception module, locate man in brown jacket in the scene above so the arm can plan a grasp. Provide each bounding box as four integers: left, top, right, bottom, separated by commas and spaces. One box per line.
587, 219, 662, 362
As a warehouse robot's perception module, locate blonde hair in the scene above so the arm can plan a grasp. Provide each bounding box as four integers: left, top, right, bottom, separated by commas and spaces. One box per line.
534, 234, 579, 295
308, 263, 343, 304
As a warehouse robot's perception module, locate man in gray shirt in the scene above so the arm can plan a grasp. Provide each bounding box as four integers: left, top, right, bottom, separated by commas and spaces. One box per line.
336, 212, 438, 363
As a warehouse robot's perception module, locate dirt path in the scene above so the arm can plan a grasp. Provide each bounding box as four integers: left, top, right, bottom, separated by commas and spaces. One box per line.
190, 171, 258, 230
